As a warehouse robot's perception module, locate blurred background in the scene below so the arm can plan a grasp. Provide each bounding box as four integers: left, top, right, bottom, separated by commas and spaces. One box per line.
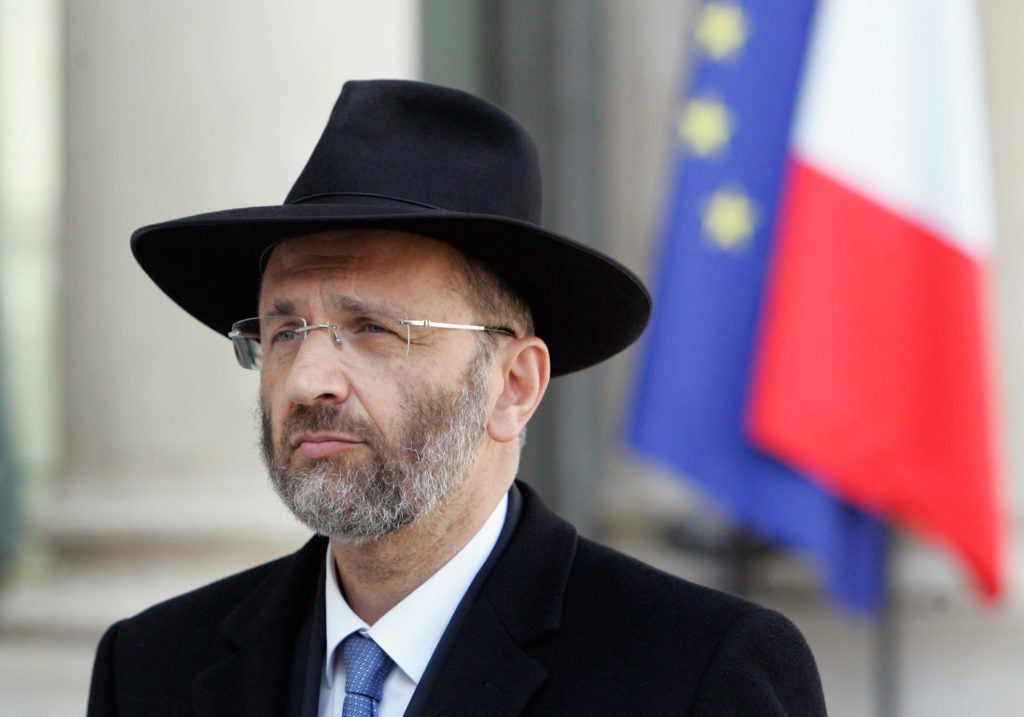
0, 1, 1021, 715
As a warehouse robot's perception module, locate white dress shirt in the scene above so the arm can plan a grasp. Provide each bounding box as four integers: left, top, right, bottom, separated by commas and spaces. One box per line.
317, 494, 508, 717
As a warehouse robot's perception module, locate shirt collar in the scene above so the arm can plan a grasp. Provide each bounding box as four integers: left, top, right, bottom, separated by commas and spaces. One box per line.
323, 493, 508, 687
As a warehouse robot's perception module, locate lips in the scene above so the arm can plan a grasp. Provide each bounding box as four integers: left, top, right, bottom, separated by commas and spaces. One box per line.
289, 432, 364, 460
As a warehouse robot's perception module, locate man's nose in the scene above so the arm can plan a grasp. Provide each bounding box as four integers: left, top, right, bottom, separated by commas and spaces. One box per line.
280, 329, 353, 405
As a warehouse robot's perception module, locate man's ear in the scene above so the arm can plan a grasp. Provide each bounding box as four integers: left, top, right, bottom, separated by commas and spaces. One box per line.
488, 337, 550, 443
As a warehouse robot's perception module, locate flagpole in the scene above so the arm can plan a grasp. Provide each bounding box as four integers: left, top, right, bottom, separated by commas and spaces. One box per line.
875, 528, 899, 717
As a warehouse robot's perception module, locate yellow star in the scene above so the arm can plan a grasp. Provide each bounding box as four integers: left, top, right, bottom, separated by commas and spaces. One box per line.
694, 2, 750, 61
678, 96, 734, 157
702, 186, 758, 251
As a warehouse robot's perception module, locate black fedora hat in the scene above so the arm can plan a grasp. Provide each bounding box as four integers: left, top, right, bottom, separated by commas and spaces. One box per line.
131, 79, 650, 376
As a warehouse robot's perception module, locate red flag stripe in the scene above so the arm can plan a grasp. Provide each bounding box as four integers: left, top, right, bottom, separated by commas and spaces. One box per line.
748, 159, 1003, 597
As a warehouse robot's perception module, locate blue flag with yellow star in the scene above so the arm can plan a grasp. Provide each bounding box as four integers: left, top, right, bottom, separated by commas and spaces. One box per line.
627, 0, 888, 614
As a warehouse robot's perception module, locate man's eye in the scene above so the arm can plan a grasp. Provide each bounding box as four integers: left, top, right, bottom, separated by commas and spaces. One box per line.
360, 321, 396, 336
271, 328, 301, 344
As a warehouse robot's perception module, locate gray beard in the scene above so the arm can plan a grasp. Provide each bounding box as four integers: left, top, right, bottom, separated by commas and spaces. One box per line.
260, 347, 491, 543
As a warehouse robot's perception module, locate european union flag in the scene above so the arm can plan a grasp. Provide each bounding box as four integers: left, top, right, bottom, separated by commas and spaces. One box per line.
628, 0, 888, 614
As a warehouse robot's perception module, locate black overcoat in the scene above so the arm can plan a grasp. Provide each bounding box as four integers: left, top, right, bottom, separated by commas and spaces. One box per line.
87, 482, 827, 715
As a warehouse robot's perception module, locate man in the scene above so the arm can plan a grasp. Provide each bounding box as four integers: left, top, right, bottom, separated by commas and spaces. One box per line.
87, 79, 826, 716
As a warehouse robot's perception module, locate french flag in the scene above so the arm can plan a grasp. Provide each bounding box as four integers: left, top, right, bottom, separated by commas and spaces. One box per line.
749, 0, 1004, 598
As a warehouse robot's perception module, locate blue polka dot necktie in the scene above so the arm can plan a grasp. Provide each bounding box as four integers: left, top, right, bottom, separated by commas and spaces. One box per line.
341, 633, 394, 717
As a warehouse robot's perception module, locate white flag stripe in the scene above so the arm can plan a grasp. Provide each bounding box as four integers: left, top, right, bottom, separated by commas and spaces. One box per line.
792, 0, 995, 256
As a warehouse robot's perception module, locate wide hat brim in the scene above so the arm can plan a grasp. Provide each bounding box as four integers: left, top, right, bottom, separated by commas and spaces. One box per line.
131, 80, 651, 376
131, 200, 651, 377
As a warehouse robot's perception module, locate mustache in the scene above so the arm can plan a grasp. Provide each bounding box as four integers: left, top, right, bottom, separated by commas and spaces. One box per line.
279, 403, 381, 447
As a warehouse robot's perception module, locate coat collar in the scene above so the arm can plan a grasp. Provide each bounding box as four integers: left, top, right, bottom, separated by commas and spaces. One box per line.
411, 481, 578, 716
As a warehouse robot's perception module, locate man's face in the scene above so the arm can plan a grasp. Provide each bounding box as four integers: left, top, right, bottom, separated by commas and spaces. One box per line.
257, 230, 495, 542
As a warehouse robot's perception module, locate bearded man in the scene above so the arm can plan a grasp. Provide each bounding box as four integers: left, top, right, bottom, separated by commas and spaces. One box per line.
87, 79, 826, 716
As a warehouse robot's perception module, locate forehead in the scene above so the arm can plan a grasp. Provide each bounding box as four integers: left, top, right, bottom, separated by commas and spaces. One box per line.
259, 229, 467, 309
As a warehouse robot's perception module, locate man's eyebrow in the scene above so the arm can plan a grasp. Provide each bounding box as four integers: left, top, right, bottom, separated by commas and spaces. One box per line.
269, 298, 297, 316
330, 296, 399, 317
264, 296, 400, 318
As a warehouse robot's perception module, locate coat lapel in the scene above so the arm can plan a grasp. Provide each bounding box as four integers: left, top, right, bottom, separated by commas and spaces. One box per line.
192, 536, 328, 717
414, 482, 578, 716
184, 485, 578, 717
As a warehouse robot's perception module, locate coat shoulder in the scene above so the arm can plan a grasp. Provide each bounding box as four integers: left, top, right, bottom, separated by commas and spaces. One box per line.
116, 544, 310, 638
571, 534, 773, 629
87, 536, 327, 716
508, 504, 827, 716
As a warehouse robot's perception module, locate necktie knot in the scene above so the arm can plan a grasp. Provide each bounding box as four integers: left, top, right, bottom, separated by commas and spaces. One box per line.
341, 633, 394, 716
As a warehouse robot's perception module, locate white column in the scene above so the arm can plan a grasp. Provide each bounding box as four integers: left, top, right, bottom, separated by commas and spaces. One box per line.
35, 0, 421, 628
62, 0, 419, 487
